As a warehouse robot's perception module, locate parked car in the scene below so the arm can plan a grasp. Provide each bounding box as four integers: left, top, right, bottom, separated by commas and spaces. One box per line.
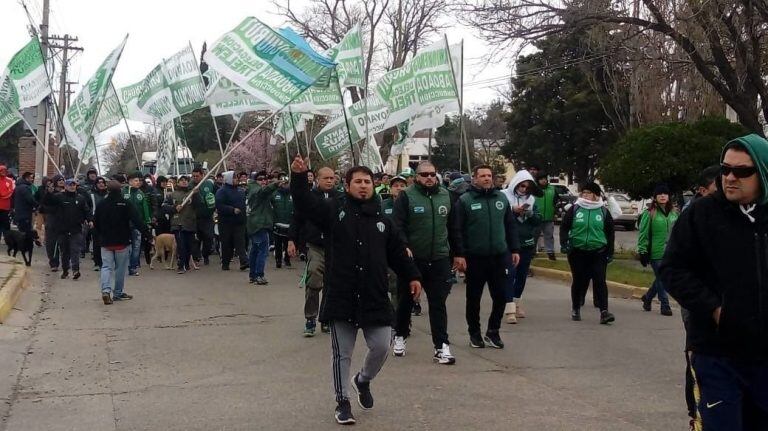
553, 184, 576, 223
606, 192, 641, 230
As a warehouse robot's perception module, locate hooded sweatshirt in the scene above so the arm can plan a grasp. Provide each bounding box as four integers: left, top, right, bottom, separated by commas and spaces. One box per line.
215, 171, 247, 226
661, 133, 768, 360
503, 170, 541, 248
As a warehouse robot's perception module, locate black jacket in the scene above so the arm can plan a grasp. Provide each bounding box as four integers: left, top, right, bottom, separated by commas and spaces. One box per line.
290, 171, 420, 327
41, 190, 91, 234
661, 193, 768, 361
288, 187, 341, 247
13, 178, 36, 221
94, 191, 150, 247
215, 184, 246, 226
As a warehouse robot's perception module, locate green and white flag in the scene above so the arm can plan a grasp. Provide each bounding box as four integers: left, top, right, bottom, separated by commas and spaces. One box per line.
204, 69, 271, 117
360, 141, 383, 171
137, 45, 207, 124
331, 25, 365, 89
376, 38, 458, 129
63, 36, 128, 157
0, 94, 22, 136
155, 122, 177, 175
274, 111, 307, 143
0, 38, 51, 110
313, 111, 353, 160
204, 17, 336, 108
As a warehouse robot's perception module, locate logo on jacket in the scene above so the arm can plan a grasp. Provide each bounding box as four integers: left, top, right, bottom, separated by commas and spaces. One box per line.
339, 210, 346, 221
438, 205, 448, 216
376, 222, 385, 233
414, 206, 425, 213
596, 214, 603, 222
576, 212, 585, 219
471, 203, 481, 211
495, 201, 504, 210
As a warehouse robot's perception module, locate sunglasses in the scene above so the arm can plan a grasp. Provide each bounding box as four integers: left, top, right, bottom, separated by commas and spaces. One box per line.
418, 172, 437, 178
721, 164, 757, 179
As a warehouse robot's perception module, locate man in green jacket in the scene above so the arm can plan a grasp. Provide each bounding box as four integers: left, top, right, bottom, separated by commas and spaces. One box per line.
271, 177, 294, 268
247, 171, 281, 285
452, 165, 520, 349
392, 162, 460, 364
191, 168, 216, 266
162, 175, 200, 274
534, 173, 559, 260
124, 172, 152, 276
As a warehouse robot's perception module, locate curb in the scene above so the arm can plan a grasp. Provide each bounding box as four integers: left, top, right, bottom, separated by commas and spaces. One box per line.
0, 260, 30, 323
530, 266, 648, 299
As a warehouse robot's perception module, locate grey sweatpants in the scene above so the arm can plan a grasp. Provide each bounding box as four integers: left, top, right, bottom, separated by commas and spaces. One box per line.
330, 320, 392, 403
535, 221, 555, 253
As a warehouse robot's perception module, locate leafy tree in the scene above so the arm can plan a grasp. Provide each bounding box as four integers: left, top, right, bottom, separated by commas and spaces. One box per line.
502, 33, 618, 184
432, 114, 477, 172
600, 117, 748, 199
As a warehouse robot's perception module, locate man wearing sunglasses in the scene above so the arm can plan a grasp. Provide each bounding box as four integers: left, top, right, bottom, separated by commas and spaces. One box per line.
391, 162, 459, 364
662, 134, 768, 430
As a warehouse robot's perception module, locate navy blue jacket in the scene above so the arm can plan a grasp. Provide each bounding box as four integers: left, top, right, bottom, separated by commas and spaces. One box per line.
215, 184, 246, 226
13, 178, 36, 221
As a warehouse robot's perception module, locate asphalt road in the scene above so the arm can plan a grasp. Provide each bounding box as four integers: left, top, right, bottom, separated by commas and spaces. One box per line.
0, 251, 686, 431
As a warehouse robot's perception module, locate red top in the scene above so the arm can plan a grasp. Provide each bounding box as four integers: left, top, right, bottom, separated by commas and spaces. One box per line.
0, 176, 14, 211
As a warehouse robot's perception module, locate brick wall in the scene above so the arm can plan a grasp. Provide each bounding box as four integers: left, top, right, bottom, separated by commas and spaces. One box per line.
18, 135, 60, 180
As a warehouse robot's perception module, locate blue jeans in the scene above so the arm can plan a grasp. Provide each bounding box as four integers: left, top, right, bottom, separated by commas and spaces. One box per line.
249, 229, 270, 279
100, 247, 130, 297
647, 260, 670, 308
505, 247, 534, 302
691, 353, 768, 430
129, 229, 141, 274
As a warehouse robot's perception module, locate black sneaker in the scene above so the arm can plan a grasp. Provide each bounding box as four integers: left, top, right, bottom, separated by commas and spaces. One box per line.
351, 373, 374, 410
600, 310, 616, 325
412, 302, 422, 316
484, 331, 504, 349
469, 333, 485, 348
276, 261, 282, 269
660, 306, 673, 316
548, 253, 556, 261
102, 293, 112, 305
571, 309, 582, 321
60, 271, 69, 279
239, 263, 249, 271
284, 260, 292, 268
203, 257, 210, 266
221, 264, 230, 271
334, 399, 356, 425
641, 294, 652, 312
112, 293, 133, 301
72, 271, 81, 280
321, 323, 331, 334
303, 319, 316, 337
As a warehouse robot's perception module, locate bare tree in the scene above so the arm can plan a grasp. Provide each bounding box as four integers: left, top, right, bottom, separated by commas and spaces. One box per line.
384, 0, 449, 68
458, 0, 768, 134
102, 133, 154, 176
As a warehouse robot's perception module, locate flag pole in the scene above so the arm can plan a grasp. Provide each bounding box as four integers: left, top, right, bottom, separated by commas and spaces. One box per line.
189, 41, 228, 171
304, 116, 313, 170
335, 73, 357, 165
445, 36, 468, 173
111, 82, 142, 169
6, 101, 63, 176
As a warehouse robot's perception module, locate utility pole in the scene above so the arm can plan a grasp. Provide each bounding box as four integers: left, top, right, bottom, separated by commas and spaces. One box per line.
48, 34, 83, 118
33, 0, 50, 185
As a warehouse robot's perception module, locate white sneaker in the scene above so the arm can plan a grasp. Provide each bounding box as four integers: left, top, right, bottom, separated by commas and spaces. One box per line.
393, 336, 406, 357
434, 343, 456, 365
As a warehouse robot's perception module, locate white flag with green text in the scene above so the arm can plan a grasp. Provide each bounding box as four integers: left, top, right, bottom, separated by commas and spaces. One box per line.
0, 38, 51, 110
63, 36, 128, 158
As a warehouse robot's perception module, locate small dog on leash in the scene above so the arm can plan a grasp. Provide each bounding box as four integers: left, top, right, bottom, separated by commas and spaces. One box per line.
150, 233, 176, 270
5, 229, 38, 267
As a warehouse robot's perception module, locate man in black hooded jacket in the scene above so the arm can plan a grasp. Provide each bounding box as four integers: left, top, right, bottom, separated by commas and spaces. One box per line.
290, 155, 421, 426
662, 134, 768, 430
